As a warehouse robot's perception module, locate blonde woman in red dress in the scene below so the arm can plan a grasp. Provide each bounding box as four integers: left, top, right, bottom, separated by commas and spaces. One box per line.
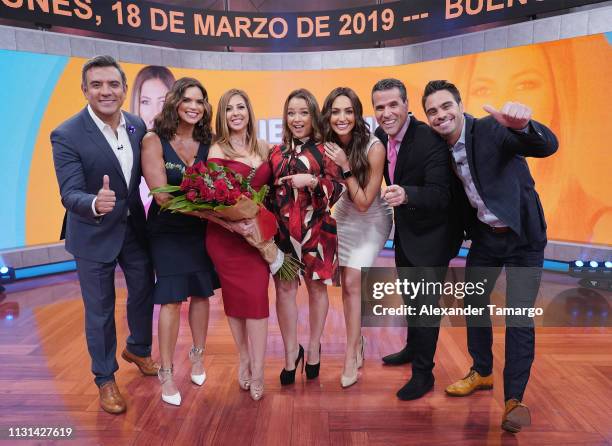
205, 89, 272, 401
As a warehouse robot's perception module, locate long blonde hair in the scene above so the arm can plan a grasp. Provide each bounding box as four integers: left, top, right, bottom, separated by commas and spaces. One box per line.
214, 89, 267, 160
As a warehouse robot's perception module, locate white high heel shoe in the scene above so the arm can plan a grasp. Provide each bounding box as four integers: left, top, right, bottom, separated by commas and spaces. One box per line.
158, 366, 181, 406
189, 346, 207, 386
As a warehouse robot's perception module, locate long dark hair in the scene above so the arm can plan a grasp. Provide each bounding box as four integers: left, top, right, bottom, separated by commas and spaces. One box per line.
322, 87, 371, 188
282, 88, 323, 146
153, 77, 212, 144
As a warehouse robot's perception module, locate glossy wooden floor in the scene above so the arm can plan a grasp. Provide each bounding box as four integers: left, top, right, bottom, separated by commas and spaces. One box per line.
1, 263, 611, 445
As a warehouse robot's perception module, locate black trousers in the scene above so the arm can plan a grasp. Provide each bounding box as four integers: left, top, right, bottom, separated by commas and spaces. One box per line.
464, 224, 544, 401
395, 242, 448, 376
75, 219, 155, 387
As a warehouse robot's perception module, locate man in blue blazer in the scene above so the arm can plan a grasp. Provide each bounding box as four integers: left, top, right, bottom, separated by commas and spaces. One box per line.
422, 80, 558, 433
51, 55, 157, 414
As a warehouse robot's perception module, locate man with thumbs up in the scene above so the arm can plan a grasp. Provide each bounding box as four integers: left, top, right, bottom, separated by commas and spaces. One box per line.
51, 56, 156, 414
422, 80, 558, 433
95, 175, 116, 214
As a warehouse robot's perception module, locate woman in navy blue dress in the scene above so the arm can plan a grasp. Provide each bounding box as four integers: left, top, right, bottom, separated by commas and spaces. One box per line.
141, 78, 218, 406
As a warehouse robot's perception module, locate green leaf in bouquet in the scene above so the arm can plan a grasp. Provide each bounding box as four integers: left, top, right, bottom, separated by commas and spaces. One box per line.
186, 203, 204, 212
150, 185, 182, 194
212, 204, 230, 210
252, 184, 269, 204
276, 254, 305, 281
158, 196, 183, 210
166, 198, 190, 210
192, 203, 215, 210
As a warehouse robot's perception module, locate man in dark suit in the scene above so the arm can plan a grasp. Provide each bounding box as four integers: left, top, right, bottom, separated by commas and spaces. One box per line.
372, 78, 463, 400
422, 80, 558, 433
51, 55, 157, 414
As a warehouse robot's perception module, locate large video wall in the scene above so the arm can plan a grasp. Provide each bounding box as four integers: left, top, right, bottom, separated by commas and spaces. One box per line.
0, 33, 610, 250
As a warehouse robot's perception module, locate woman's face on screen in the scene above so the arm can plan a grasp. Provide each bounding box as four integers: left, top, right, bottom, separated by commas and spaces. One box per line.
139, 77, 169, 129
466, 46, 555, 126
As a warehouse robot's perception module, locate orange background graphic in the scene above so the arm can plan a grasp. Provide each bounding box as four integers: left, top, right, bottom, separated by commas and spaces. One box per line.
25, 34, 611, 247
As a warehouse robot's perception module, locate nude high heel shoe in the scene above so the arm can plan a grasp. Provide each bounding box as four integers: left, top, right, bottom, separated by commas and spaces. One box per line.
357, 335, 366, 369
340, 357, 359, 388
250, 376, 264, 401
341, 336, 366, 388
238, 360, 251, 390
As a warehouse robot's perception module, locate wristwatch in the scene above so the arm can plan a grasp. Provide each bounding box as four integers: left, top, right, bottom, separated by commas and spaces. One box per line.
341, 169, 353, 179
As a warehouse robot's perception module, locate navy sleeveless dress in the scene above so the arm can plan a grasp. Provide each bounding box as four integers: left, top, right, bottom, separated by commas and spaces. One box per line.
147, 138, 219, 304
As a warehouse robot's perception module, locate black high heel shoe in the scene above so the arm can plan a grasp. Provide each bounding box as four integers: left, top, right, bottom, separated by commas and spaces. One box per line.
305, 345, 321, 380
280, 344, 304, 386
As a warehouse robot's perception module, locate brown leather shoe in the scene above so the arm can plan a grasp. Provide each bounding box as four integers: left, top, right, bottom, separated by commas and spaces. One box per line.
502, 399, 531, 433
445, 369, 493, 396
99, 381, 126, 414
121, 348, 159, 376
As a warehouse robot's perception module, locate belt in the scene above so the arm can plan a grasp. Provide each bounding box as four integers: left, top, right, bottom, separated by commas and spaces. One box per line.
478, 221, 510, 234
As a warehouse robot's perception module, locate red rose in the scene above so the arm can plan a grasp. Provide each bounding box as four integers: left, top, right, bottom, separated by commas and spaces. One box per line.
214, 179, 229, 193
185, 190, 198, 202
214, 187, 230, 203
194, 160, 207, 174
194, 176, 205, 189
229, 188, 241, 201
229, 177, 241, 189
199, 184, 214, 201
185, 166, 196, 175
179, 178, 191, 190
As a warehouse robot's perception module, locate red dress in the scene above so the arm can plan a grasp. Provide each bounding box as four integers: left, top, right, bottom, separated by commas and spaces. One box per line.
205, 158, 272, 319
268, 139, 345, 285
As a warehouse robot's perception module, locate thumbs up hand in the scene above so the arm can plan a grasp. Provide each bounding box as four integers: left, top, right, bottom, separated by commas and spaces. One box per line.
95, 174, 116, 214
483, 102, 532, 130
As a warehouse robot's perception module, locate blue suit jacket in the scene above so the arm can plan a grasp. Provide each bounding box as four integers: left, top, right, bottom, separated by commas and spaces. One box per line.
51, 107, 148, 263
456, 113, 558, 248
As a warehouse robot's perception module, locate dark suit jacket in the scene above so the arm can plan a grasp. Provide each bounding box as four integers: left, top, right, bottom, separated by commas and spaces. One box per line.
51, 107, 148, 263
457, 114, 558, 248
376, 117, 463, 267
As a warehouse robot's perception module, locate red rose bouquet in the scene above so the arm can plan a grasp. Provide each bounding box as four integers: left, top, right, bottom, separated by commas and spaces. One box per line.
151, 161, 303, 280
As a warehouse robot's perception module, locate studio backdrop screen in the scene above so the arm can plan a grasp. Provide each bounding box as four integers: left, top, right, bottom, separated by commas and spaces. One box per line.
0, 33, 610, 251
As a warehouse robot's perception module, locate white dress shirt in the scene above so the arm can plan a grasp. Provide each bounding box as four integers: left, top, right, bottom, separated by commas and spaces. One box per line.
87, 105, 133, 216
450, 121, 505, 227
